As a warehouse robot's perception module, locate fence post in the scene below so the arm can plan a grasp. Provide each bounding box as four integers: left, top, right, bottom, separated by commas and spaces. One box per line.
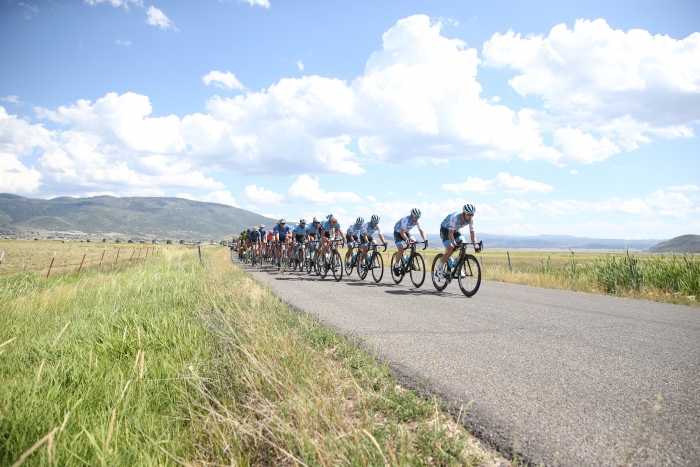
145, 247, 149, 259
99, 246, 106, 266
77, 248, 88, 274
507, 251, 513, 272
47, 251, 57, 278
0, 251, 4, 265
115, 247, 120, 264
130, 249, 136, 261
137, 247, 142, 260
198, 244, 202, 263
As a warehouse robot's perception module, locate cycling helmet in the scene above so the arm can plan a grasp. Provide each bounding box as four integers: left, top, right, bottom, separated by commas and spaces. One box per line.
252, 226, 257, 231
312, 217, 320, 223
463, 204, 476, 215
279, 218, 286, 224
328, 214, 336, 222
356, 217, 364, 225
325, 214, 331, 219
300, 218, 306, 224
410, 208, 422, 218
259, 224, 265, 228
371, 214, 380, 223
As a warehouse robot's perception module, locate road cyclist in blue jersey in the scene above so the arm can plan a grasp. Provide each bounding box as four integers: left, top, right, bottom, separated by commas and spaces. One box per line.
317, 214, 344, 279
290, 219, 308, 268
436, 204, 480, 279
249, 225, 263, 265
359, 214, 386, 265
392, 208, 427, 276
344, 217, 364, 269
273, 218, 293, 268
304, 217, 322, 273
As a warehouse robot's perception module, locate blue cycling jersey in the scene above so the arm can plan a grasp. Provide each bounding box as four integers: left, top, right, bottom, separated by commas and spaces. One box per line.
273, 225, 292, 237
250, 230, 261, 240
360, 221, 382, 237
321, 219, 342, 232
346, 223, 362, 236
440, 212, 474, 232
258, 229, 267, 238
306, 223, 320, 235
292, 224, 307, 235
393, 216, 422, 233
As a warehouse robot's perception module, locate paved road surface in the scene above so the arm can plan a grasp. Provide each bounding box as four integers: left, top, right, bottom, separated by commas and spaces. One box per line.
242, 259, 700, 466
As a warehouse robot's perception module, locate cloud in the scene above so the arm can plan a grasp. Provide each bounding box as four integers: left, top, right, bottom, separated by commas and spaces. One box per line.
1, 96, 23, 106
85, 0, 143, 9
296, 60, 304, 71
552, 127, 619, 165
570, 169, 578, 175
202, 71, 244, 90
243, 184, 285, 204
483, 19, 700, 157
116, 39, 132, 47
175, 193, 195, 200
0, 152, 41, 193
667, 184, 698, 192
443, 172, 553, 194
0, 107, 53, 155
537, 190, 697, 219
241, 0, 270, 7
146, 5, 177, 31
199, 190, 238, 207
288, 174, 360, 204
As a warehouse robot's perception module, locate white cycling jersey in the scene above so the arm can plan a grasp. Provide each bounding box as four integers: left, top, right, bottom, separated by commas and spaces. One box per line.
440, 211, 474, 232
393, 216, 421, 233
360, 221, 382, 237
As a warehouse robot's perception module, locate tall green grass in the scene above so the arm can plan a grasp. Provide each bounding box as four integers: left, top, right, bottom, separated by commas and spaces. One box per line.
1, 247, 499, 465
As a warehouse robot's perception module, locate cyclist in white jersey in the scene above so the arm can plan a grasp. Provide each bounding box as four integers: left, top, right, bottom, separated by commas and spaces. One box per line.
345, 217, 364, 263
437, 204, 480, 279
318, 214, 343, 260
392, 208, 427, 275
359, 214, 386, 264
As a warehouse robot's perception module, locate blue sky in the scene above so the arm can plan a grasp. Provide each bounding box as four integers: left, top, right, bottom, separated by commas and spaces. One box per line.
1, 0, 699, 239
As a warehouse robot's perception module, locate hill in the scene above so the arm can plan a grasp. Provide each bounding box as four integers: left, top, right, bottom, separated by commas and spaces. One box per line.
0, 193, 276, 241
647, 234, 700, 253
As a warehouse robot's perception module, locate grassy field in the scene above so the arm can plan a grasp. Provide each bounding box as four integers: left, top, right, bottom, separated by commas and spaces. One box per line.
383, 247, 699, 306
0, 240, 159, 277
0, 245, 504, 466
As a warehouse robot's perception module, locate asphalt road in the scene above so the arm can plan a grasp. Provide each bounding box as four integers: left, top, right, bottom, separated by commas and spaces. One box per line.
241, 258, 700, 466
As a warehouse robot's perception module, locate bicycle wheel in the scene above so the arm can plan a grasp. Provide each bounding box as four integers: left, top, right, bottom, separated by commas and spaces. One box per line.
331, 250, 343, 282
431, 254, 450, 292
409, 253, 426, 288
344, 254, 355, 275
458, 254, 481, 297
317, 252, 328, 279
371, 251, 384, 283
390, 253, 404, 284
306, 252, 315, 274
358, 257, 368, 280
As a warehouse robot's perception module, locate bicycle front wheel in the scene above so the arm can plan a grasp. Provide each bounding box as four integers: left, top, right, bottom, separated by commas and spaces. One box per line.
409, 253, 426, 288
390, 253, 404, 284
357, 258, 368, 280
317, 253, 328, 279
331, 250, 343, 282
458, 254, 481, 297
371, 251, 384, 283
344, 255, 354, 275
431, 254, 449, 292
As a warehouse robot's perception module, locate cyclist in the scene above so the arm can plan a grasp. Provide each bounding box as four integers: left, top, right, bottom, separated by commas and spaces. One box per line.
359, 214, 386, 264
437, 204, 480, 279
250, 225, 262, 259
273, 218, 292, 266
345, 217, 364, 265
265, 224, 274, 252
392, 208, 427, 276
292, 218, 308, 259
318, 214, 343, 260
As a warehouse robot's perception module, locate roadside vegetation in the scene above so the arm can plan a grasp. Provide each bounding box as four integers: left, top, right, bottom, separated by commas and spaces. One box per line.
0, 246, 503, 466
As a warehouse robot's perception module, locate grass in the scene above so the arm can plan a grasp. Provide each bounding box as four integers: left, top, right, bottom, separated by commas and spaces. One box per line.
0, 245, 503, 466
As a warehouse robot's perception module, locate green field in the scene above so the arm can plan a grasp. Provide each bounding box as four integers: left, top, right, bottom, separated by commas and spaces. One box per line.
0, 245, 502, 466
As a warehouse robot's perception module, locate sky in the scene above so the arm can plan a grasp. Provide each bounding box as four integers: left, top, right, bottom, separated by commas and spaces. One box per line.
1, 0, 699, 239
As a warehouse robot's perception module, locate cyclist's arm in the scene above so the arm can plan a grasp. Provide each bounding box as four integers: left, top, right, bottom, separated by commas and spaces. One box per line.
400, 228, 408, 241
471, 231, 477, 246
448, 229, 457, 247
418, 227, 426, 242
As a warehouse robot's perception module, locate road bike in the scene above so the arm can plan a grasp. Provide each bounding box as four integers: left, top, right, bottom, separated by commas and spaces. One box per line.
357, 242, 387, 283
390, 240, 428, 288
315, 239, 344, 281
431, 240, 483, 297
277, 240, 291, 273
344, 243, 361, 275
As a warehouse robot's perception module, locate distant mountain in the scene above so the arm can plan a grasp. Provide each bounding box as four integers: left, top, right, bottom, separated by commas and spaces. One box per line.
647, 235, 700, 253
0, 194, 276, 240
423, 233, 664, 250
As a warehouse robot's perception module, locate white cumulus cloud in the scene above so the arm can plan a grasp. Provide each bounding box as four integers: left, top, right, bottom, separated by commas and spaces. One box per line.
202, 71, 245, 90
242, 0, 270, 7
243, 185, 285, 204
443, 172, 553, 194
85, 0, 143, 9
146, 5, 177, 31
296, 60, 304, 71
199, 190, 238, 207
288, 174, 360, 204
667, 184, 698, 192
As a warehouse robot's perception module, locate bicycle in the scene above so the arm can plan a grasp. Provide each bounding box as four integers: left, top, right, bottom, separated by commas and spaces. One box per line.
277, 241, 290, 273
431, 240, 483, 297
344, 243, 361, 275
315, 239, 344, 281
357, 242, 387, 283
390, 240, 428, 288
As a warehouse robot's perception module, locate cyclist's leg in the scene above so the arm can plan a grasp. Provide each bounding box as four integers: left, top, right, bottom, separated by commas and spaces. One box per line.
393, 231, 407, 270
345, 234, 355, 260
